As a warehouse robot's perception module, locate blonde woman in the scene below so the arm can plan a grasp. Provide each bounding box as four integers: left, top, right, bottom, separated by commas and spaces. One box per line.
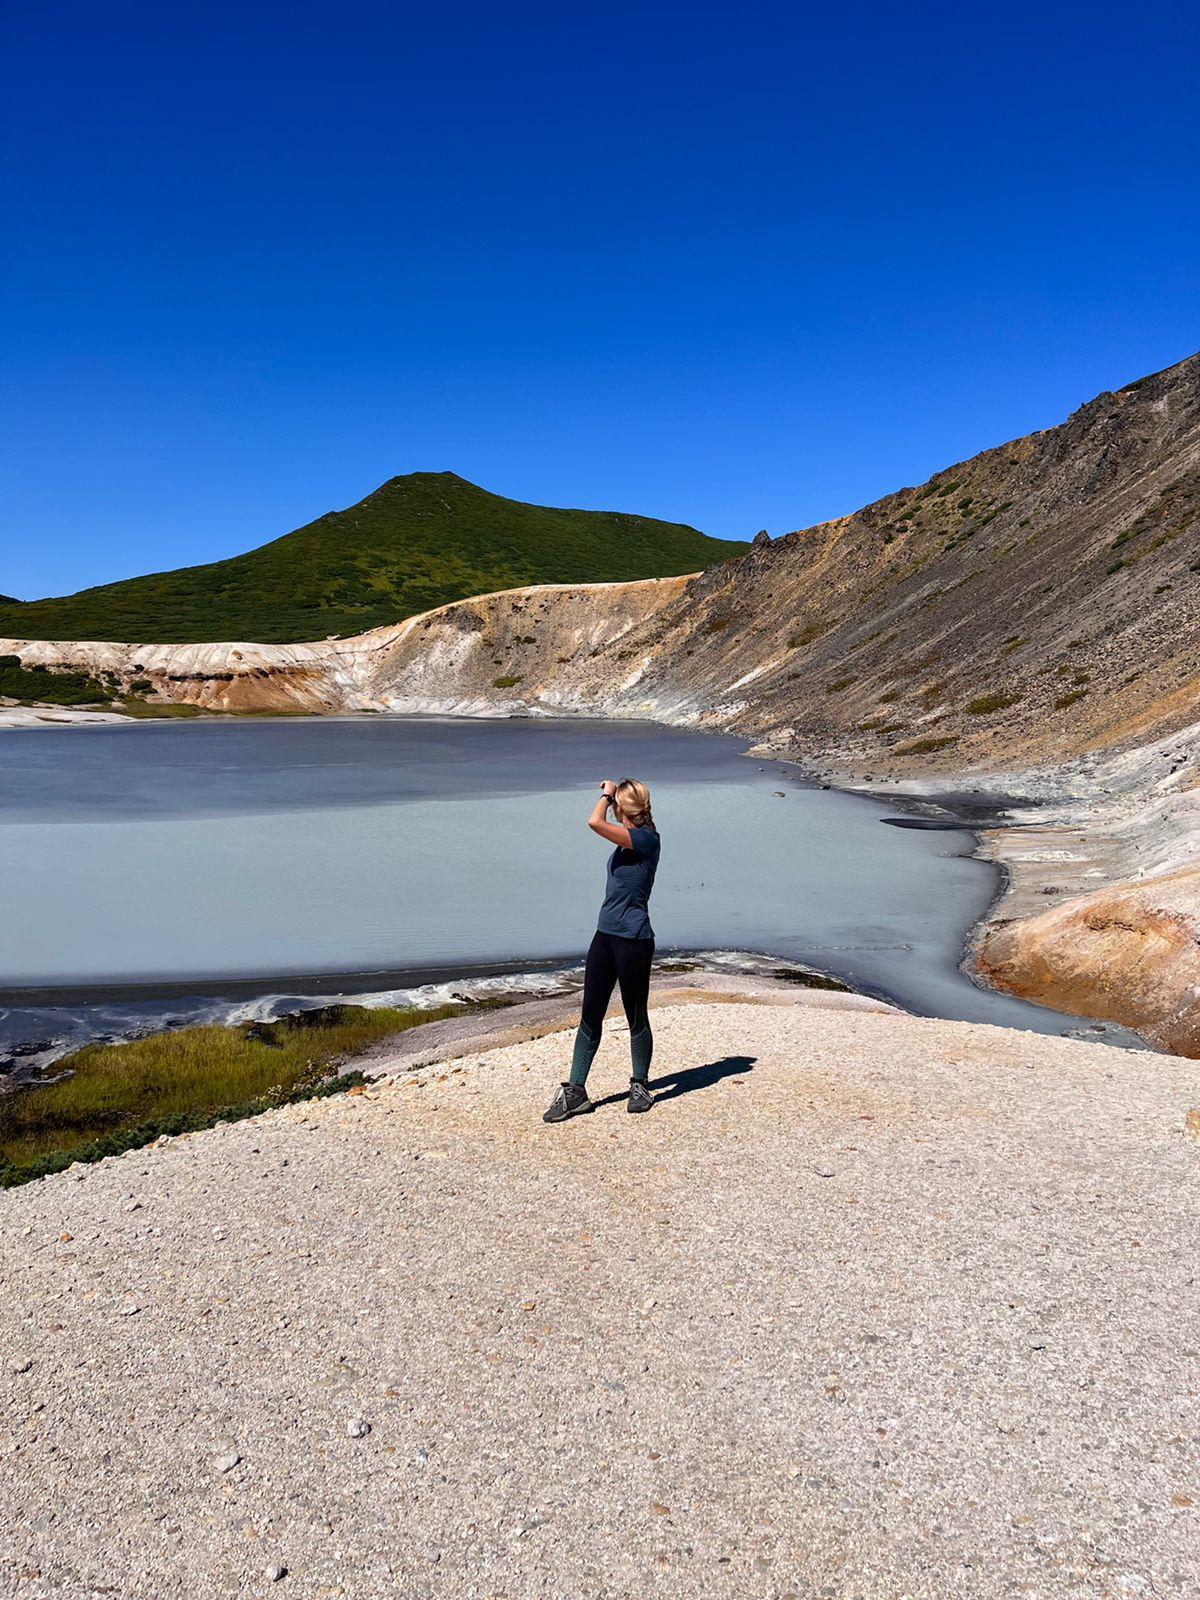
543, 778, 661, 1122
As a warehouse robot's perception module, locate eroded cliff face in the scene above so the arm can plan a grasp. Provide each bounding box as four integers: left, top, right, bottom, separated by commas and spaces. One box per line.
966, 729, 1200, 1057
2, 576, 692, 718
977, 867, 1200, 1056
4, 356, 1200, 1050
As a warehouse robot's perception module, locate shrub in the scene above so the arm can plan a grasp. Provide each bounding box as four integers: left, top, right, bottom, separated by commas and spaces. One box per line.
129, 677, 154, 695
825, 676, 856, 692
0, 655, 112, 707
896, 735, 956, 755
965, 692, 1022, 715
787, 624, 824, 649
1053, 690, 1088, 709
492, 675, 523, 689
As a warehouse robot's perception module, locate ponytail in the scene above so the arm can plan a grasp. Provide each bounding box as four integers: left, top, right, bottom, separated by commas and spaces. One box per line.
614, 778, 655, 832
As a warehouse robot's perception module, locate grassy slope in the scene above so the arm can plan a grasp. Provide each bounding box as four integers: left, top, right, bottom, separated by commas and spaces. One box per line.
0, 1003, 462, 1184
0, 471, 746, 644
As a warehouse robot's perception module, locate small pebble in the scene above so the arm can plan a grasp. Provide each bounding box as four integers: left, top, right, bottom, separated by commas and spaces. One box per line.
347, 1417, 371, 1439
214, 1451, 241, 1473
267, 1563, 287, 1582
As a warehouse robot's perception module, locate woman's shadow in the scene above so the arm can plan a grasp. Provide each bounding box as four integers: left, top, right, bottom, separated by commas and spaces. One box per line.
592, 1054, 756, 1110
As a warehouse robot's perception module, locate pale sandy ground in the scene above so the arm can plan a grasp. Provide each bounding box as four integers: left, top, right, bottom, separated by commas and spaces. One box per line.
2, 998, 1199, 1600
0, 705, 130, 729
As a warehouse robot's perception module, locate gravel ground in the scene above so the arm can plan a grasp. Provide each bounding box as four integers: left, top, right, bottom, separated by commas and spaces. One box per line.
2, 1000, 1199, 1599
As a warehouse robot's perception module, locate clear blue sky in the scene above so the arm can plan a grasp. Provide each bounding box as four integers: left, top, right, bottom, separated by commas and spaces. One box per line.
3, 0, 1197, 599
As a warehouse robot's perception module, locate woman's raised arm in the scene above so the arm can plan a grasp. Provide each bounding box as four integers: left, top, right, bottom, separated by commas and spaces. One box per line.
588, 782, 632, 849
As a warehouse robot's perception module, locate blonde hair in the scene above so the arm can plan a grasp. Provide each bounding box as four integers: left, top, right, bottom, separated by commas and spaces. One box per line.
614, 778, 655, 831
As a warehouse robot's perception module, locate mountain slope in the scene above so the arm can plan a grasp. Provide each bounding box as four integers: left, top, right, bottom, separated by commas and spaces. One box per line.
0, 472, 745, 644
549, 349, 1200, 773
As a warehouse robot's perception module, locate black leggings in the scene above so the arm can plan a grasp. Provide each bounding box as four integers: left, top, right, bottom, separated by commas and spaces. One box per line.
568, 931, 654, 1087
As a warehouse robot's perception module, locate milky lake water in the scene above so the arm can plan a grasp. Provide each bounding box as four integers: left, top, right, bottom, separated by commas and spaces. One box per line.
0, 716, 1126, 1068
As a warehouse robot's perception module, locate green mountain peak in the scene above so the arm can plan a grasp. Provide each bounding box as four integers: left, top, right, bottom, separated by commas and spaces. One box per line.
0, 475, 745, 645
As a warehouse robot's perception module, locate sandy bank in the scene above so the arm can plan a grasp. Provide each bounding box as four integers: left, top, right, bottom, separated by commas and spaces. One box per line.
2, 997, 1198, 1598
0, 704, 131, 729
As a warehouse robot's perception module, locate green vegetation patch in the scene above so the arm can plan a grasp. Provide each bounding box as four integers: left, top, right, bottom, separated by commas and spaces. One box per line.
117, 696, 203, 719
0, 473, 748, 645
0, 1003, 461, 1188
0, 654, 112, 706
492, 674, 523, 689
895, 735, 957, 755
772, 968, 850, 992
965, 691, 1022, 716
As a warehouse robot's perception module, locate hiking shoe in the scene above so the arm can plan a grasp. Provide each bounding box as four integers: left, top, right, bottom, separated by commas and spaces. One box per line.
627, 1079, 654, 1114
543, 1082, 593, 1123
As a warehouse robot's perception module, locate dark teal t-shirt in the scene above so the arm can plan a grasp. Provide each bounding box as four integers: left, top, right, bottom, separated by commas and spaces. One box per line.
597, 824, 660, 940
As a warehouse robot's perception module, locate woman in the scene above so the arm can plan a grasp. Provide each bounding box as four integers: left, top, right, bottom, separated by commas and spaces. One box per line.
543, 778, 660, 1122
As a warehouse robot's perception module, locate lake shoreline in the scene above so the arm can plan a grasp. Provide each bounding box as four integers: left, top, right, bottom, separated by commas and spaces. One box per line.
0, 708, 1140, 1065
